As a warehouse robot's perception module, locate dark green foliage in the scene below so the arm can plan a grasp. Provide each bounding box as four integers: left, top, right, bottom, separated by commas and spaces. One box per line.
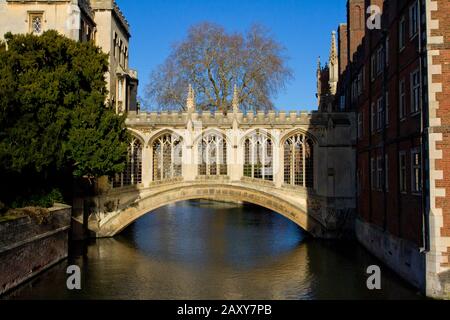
10, 188, 64, 209
0, 31, 129, 207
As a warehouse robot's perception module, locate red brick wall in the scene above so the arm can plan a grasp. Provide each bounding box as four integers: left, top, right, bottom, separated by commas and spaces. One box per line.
348, 0, 425, 246
338, 24, 348, 76
431, 0, 450, 267
347, 0, 365, 61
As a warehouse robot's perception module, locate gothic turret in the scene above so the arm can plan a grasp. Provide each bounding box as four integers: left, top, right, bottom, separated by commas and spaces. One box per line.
328, 31, 339, 95
186, 84, 195, 112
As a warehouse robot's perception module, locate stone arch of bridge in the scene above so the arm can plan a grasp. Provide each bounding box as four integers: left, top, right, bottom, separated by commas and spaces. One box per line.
95, 183, 325, 238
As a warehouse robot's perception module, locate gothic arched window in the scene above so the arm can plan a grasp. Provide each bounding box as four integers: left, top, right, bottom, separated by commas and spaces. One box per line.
243, 132, 273, 181
198, 132, 227, 176
113, 138, 143, 188
284, 133, 314, 188
152, 133, 183, 181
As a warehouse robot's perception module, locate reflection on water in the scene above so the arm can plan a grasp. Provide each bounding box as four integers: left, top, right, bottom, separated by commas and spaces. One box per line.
4, 201, 423, 300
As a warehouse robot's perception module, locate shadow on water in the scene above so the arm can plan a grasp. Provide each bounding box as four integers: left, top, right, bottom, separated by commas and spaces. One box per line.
3, 200, 424, 300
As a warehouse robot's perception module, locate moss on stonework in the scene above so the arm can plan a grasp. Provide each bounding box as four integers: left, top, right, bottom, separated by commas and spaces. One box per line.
1, 207, 51, 225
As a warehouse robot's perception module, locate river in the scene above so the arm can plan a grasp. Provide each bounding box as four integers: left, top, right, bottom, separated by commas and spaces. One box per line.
4, 200, 423, 300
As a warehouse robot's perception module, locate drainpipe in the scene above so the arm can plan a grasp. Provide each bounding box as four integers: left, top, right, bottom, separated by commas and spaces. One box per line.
382, 29, 388, 232
418, 0, 430, 252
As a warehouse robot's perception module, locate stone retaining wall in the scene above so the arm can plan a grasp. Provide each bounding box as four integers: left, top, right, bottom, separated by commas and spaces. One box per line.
0, 205, 71, 295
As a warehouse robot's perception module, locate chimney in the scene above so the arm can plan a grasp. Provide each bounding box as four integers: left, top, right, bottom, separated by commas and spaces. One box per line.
338, 23, 348, 76
347, 0, 365, 63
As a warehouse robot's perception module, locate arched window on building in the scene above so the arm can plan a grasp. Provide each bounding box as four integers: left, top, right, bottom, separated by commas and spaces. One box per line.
243, 132, 273, 181
284, 133, 314, 188
152, 133, 183, 181
198, 133, 227, 176
113, 138, 143, 188
354, 5, 363, 30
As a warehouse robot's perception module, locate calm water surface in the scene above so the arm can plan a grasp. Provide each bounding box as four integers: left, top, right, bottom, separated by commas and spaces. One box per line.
5, 201, 423, 300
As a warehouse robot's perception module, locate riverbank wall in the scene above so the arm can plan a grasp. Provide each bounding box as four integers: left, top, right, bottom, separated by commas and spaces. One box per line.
0, 204, 71, 295
355, 218, 426, 293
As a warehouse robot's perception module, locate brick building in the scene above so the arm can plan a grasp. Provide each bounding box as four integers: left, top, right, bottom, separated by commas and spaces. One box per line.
318, 0, 449, 298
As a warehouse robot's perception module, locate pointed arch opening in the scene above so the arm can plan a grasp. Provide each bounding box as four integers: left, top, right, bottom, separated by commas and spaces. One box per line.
197, 131, 228, 176
152, 132, 183, 181
283, 133, 314, 189
113, 138, 143, 188
243, 131, 274, 181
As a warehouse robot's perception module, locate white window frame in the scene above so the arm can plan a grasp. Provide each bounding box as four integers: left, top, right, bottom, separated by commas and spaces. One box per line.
399, 79, 406, 120
371, 157, 377, 190
371, 103, 376, 133
377, 47, 384, 75
399, 16, 406, 51
377, 156, 383, 190
409, 1, 419, 39
358, 111, 364, 139
377, 97, 383, 131
371, 54, 376, 81
357, 71, 363, 96
410, 69, 421, 114
385, 154, 389, 192
385, 36, 390, 66
399, 151, 407, 193
411, 148, 422, 194
385, 91, 389, 127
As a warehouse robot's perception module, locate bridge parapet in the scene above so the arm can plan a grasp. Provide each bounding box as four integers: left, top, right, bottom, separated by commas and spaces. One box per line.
126, 110, 353, 128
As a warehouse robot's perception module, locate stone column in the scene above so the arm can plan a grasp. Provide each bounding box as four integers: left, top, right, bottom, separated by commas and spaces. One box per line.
274, 130, 284, 188
233, 142, 244, 182
229, 117, 243, 182
183, 124, 197, 182
142, 143, 152, 187
183, 147, 196, 182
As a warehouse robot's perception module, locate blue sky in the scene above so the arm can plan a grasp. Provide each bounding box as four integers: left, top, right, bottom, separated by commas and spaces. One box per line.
116, 0, 347, 111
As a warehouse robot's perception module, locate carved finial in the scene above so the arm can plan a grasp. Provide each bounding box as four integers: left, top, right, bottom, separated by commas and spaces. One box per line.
186, 84, 195, 112
232, 84, 239, 113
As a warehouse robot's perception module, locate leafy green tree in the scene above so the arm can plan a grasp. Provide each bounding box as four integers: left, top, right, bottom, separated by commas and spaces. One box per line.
0, 31, 129, 206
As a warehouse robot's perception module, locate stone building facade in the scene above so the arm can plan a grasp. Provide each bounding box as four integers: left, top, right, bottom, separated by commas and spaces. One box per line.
0, 0, 139, 113
326, 0, 449, 299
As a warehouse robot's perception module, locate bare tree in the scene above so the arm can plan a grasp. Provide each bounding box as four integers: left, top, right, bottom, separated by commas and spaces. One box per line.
146, 22, 293, 112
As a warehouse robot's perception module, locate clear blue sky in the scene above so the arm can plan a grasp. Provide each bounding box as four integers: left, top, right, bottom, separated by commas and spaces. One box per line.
116, 0, 347, 111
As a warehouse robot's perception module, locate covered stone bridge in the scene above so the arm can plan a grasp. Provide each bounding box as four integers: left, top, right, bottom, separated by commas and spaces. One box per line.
75, 94, 356, 239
